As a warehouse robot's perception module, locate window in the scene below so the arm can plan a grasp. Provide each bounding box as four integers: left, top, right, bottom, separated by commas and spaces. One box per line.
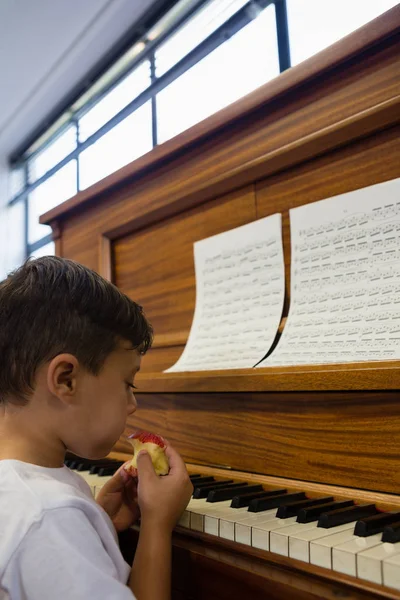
287, 0, 399, 66
154, 0, 250, 77
7, 0, 395, 264
157, 5, 279, 143
28, 126, 77, 183
28, 161, 77, 244
78, 61, 151, 142
79, 102, 152, 190
29, 241, 56, 259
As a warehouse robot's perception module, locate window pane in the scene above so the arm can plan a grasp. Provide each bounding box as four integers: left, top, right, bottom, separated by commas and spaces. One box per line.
155, 0, 249, 77
79, 61, 151, 142
0, 201, 26, 279
287, 0, 399, 66
28, 126, 77, 183
28, 160, 77, 244
9, 166, 25, 199
157, 5, 279, 144
29, 241, 55, 259
79, 101, 152, 190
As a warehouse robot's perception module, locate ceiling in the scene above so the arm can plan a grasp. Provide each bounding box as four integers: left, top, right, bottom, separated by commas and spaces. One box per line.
0, 0, 159, 158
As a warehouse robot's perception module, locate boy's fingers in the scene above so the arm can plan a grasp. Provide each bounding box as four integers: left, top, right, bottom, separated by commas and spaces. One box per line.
164, 444, 187, 474
100, 462, 133, 493
136, 450, 157, 481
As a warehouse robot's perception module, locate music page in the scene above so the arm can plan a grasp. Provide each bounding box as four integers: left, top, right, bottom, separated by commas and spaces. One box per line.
166, 214, 285, 371
261, 178, 400, 366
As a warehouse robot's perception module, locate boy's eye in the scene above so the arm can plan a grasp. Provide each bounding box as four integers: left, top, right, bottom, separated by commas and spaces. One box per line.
126, 382, 138, 390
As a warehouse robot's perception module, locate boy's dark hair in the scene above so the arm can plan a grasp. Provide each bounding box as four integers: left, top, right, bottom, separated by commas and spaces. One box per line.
0, 256, 153, 404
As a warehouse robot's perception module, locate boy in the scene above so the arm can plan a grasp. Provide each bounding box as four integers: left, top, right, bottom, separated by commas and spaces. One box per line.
0, 256, 193, 600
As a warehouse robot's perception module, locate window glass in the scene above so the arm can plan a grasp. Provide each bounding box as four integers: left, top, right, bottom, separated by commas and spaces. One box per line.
79, 101, 152, 190
79, 61, 151, 142
157, 4, 279, 144
28, 126, 77, 183
155, 0, 250, 77
287, 0, 399, 66
29, 241, 55, 259
9, 166, 25, 199
1, 201, 26, 278
28, 160, 77, 244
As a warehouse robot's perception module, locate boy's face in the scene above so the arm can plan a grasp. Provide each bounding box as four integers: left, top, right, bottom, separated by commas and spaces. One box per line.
59, 342, 141, 459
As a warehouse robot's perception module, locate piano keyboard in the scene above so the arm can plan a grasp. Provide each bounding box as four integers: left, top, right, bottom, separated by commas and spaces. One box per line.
180, 473, 400, 593
67, 458, 400, 593
65, 456, 124, 498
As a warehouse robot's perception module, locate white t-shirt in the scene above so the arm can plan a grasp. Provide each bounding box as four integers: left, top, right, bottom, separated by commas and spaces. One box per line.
0, 460, 135, 600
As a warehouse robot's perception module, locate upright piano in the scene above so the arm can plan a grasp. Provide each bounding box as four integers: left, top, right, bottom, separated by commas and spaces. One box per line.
42, 7, 400, 599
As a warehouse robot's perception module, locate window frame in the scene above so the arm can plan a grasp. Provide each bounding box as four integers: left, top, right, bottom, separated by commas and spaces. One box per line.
8, 0, 291, 259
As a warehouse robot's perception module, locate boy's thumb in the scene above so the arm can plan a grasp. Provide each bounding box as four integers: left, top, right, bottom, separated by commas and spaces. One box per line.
136, 450, 155, 478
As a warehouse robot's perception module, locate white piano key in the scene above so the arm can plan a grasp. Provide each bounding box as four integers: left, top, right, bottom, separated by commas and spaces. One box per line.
190, 501, 232, 532
270, 522, 319, 557
289, 523, 355, 563
357, 542, 400, 585
177, 498, 215, 529
205, 515, 220, 536
252, 517, 297, 552
219, 508, 257, 541
332, 533, 382, 577
93, 476, 112, 498
310, 528, 358, 569
383, 552, 400, 591
178, 510, 191, 528
235, 510, 278, 545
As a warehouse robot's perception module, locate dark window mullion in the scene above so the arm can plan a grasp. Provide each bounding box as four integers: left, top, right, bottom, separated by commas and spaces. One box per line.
75, 120, 80, 191
27, 233, 54, 255
275, 0, 291, 72
9, 0, 271, 207
150, 52, 158, 147
23, 163, 29, 260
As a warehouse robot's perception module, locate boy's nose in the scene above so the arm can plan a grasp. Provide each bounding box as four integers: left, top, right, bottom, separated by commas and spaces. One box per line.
127, 394, 137, 415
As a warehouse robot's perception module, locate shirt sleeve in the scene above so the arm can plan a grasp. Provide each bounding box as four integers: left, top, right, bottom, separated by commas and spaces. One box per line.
5, 507, 135, 600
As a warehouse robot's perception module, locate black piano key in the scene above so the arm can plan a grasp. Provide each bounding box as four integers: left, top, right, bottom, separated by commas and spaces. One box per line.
248, 492, 307, 513
68, 461, 81, 469
230, 488, 287, 509
78, 460, 116, 472
194, 479, 233, 490
76, 463, 92, 472
97, 465, 124, 476
206, 483, 250, 503
189, 474, 203, 480
193, 480, 234, 499
297, 500, 354, 523
354, 512, 400, 537
381, 521, 400, 543
276, 496, 334, 519
89, 461, 118, 474
318, 504, 377, 528
188, 476, 215, 485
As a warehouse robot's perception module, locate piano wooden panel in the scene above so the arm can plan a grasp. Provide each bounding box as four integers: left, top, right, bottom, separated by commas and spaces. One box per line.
115, 390, 400, 495
41, 7, 400, 598
114, 186, 256, 358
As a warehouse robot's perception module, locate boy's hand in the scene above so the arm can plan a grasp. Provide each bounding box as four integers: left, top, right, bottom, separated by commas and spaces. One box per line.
96, 464, 140, 532
136, 442, 193, 533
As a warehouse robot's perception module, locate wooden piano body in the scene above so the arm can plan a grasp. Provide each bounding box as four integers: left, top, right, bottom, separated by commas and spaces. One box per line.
42, 8, 400, 599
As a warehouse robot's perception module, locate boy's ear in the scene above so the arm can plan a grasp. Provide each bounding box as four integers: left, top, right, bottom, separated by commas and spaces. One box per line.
46, 354, 80, 402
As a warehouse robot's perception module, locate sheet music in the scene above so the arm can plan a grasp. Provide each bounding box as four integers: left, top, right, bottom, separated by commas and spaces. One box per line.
166, 214, 285, 371
261, 178, 400, 366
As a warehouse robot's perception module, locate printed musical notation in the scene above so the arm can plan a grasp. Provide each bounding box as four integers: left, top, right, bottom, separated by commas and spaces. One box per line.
261, 178, 400, 366
166, 214, 285, 371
